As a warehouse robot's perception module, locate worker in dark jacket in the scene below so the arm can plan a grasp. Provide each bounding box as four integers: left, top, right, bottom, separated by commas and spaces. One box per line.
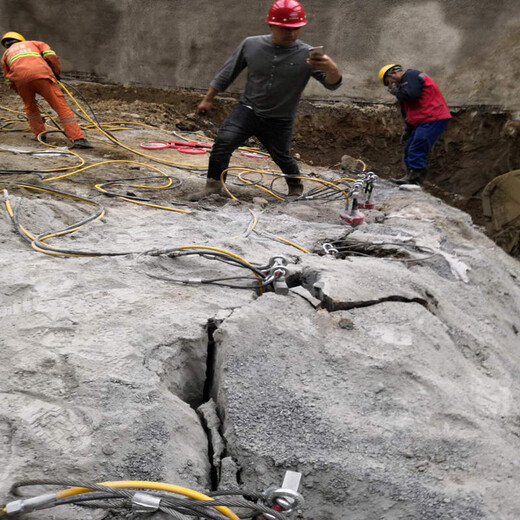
379, 64, 451, 185
1, 31, 92, 148
189, 0, 342, 200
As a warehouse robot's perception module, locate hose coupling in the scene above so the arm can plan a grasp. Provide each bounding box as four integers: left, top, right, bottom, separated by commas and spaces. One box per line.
4, 493, 56, 516
262, 470, 304, 519
267, 257, 289, 295
132, 492, 161, 513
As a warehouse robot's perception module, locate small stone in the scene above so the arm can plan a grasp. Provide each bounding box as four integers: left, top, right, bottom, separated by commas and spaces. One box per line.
102, 445, 116, 456
338, 318, 354, 330
374, 383, 385, 394
252, 197, 268, 208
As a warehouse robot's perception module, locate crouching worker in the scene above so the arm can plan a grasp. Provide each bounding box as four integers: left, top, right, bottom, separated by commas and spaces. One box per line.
379, 64, 451, 186
1, 32, 92, 148
189, 0, 342, 201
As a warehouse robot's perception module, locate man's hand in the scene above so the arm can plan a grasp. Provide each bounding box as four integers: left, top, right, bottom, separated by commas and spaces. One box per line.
196, 87, 219, 115
307, 53, 336, 72
196, 99, 212, 116
387, 82, 399, 95
307, 54, 341, 85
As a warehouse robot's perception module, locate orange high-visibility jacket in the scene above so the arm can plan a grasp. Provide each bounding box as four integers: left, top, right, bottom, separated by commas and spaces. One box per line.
1, 40, 61, 88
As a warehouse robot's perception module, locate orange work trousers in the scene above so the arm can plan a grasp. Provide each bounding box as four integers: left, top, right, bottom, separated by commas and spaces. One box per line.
16, 78, 84, 141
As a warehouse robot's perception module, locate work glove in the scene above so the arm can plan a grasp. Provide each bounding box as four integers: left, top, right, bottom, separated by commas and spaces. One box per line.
400, 124, 414, 144
387, 82, 399, 95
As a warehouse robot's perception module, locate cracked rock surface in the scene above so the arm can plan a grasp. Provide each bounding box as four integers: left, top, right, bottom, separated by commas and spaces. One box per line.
1, 101, 520, 519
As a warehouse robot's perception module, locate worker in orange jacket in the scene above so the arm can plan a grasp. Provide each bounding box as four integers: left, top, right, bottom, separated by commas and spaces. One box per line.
1, 31, 92, 148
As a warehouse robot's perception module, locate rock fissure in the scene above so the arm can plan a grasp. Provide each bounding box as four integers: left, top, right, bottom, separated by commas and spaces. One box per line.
319, 294, 429, 312
197, 318, 228, 490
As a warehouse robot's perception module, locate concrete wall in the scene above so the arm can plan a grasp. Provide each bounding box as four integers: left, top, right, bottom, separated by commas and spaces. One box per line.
1, 0, 520, 109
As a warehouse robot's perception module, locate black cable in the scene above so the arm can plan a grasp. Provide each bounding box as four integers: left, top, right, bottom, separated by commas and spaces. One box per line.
0, 170, 45, 177
60, 80, 116, 140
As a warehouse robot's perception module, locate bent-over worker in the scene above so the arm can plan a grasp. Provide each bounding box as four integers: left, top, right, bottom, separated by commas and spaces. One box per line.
1, 31, 92, 148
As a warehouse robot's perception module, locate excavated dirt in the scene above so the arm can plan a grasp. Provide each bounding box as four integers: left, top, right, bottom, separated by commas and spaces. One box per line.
19, 80, 518, 229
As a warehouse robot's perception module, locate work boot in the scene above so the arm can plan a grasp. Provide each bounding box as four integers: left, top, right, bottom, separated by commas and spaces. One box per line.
390, 168, 427, 186
188, 178, 223, 201
409, 168, 427, 185
71, 138, 93, 149
286, 177, 304, 198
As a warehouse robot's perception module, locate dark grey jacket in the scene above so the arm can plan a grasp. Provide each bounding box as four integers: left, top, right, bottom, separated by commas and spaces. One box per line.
210, 35, 342, 120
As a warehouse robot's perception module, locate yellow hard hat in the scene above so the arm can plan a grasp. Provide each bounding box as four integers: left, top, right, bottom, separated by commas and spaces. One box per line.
1, 31, 26, 47
378, 63, 401, 83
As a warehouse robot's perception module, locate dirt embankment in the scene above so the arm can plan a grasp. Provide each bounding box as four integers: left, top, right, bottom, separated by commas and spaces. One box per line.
3, 81, 520, 226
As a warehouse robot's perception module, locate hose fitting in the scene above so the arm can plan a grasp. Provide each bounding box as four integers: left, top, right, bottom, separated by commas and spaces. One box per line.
4, 493, 56, 516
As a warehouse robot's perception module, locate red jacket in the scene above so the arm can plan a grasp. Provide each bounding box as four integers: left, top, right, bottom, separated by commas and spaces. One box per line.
1, 40, 61, 88
395, 69, 451, 127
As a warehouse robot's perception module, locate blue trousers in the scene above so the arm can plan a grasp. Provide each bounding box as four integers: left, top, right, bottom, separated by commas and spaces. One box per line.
208, 103, 300, 181
404, 119, 450, 170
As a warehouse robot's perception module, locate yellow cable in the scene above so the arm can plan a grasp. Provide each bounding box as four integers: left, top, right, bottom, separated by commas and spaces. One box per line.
44, 159, 162, 181
59, 81, 206, 170
0, 104, 25, 114
55, 480, 240, 520
177, 245, 253, 267
272, 235, 310, 254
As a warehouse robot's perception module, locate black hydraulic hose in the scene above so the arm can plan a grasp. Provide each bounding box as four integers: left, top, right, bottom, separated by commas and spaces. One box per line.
1, 172, 45, 179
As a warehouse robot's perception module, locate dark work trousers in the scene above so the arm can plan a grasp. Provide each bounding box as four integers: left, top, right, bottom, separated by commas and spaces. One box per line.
207, 103, 300, 181
404, 119, 450, 170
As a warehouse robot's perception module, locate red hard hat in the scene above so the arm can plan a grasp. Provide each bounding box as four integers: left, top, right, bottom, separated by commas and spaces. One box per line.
266, 0, 307, 28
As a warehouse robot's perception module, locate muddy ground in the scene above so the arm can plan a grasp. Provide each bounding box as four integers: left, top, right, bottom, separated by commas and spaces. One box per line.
2, 81, 520, 234
11, 80, 517, 229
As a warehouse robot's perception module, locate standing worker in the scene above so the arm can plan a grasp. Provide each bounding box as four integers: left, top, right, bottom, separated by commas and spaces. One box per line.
379, 64, 451, 186
1, 32, 92, 148
189, 0, 342, 201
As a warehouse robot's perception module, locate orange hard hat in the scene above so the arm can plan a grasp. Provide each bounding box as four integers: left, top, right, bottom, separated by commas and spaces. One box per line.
266, 0, 307, 28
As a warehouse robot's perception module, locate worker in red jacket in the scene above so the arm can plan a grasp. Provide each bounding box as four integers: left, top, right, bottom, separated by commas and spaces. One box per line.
379, 64, 451, 186
1, 31, 92, 148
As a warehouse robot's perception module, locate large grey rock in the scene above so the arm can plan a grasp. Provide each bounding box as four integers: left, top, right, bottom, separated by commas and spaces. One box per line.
213, 192, 520, 519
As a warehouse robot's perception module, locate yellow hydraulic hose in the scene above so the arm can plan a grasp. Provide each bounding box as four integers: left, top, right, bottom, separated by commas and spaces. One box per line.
271, 235, 310, 254
43, 158, 191, 213
43, 159, 169, 182
0, 105, 25, 114
58, 81, 207, 170
55, 480, 240, 520
225, 168, 285, 201
229, 169, 351, 202
5, 185, 107, 257
177, 245, 254, 267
